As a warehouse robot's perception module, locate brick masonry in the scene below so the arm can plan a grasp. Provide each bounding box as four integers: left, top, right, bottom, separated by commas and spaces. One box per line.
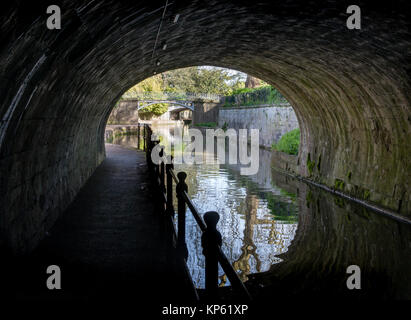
0, 0, 410, 253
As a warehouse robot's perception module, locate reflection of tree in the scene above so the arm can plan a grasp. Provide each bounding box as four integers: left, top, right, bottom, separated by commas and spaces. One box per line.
266, 193, 298, 223
231, 191, 286, 282
151, 123, 299, 288
232, 194, 262, 282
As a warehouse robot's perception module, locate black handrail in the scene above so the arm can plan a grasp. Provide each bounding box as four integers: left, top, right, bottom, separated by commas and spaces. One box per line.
137, 123, 251, 301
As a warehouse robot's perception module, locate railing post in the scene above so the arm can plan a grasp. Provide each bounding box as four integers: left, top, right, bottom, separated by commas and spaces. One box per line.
201, 211, 222, 300
143, 125, 146, 151
166, 155, 174, 216
152, 139, 160, 176
137, 123, 140, 150
176, 171, 188, 260
159, 146, 166, 196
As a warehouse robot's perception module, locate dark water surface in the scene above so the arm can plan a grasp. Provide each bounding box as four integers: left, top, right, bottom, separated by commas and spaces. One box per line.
106, 124, 411, 299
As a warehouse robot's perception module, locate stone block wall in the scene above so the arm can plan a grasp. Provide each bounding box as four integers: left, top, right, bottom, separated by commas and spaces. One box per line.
218, 105, 299, 149
192, 101, 220, 125
108, 100, 139, 124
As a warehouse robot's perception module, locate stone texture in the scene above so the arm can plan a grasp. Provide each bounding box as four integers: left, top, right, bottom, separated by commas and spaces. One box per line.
218, 105, 299, 148
108, 100, 140, 124
192, 101, 220, 125
271, 150, 299, 173
0, 0, 410, 253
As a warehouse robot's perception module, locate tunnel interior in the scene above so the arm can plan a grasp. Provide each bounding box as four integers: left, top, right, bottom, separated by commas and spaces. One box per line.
0, 0, 410, 253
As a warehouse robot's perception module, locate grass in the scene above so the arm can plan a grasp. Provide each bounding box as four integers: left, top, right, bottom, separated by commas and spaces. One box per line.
272, 128, 300, 155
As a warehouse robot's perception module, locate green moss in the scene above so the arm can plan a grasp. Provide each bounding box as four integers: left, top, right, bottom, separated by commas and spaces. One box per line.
334, 179, 345, 191
334, 197, 346, 208
306, 190, 313, 208
306, 153, 315, 176
317, 155, 321, 171
363, 189, 371, 200
194, 122, 217, 128
222, 122, 228, 132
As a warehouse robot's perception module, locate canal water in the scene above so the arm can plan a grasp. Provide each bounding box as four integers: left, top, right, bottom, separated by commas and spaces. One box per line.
105, 123, 411, 299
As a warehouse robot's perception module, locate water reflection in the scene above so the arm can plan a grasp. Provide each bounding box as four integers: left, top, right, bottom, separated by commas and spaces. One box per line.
146, 124, 299, 288
106, 124, 411, 298
249, 174, 411, 299
105, 130, 139, 149
173, 161, 298, 288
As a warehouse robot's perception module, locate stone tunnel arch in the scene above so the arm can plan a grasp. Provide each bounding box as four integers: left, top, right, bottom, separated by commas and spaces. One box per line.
0, 0, 410, 253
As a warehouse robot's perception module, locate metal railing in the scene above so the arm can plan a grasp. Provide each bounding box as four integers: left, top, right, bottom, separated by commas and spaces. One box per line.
136, 123, 251, 301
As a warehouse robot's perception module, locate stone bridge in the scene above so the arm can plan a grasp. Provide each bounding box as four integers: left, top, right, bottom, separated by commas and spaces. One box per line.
137, 100, 194, 112
0, 0, 410, 253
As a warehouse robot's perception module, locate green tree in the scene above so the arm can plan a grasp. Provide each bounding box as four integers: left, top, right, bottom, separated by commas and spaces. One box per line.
126, 66, 248, 97
139, 103, 168, 115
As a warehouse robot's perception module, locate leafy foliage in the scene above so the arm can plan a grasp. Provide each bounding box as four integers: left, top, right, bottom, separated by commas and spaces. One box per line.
272, 128, 300, 155
224, 85, 287, 107
139, 103, 168, 115
126, 66, 246, 97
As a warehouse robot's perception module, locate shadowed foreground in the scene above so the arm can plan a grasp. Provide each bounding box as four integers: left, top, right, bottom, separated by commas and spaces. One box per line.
0, 144, 192, 302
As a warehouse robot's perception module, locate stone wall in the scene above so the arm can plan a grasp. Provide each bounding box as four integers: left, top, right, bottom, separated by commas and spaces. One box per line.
218, 105, 299, 149
271, 150, 299, 173
108, 100, 139, 124
108, 99, 174, 123
192, 101, 220, 125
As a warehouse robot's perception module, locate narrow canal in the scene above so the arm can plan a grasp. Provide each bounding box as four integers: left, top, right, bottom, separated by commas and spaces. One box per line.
106, 123, 411, 299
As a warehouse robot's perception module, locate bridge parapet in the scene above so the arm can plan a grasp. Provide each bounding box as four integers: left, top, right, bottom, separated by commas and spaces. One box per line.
137, 100, 194, 111
122, 91, 222, 102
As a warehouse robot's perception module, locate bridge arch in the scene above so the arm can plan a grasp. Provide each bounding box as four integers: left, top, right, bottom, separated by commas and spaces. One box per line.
0, 0, 410, 252
137, 100, 194, 112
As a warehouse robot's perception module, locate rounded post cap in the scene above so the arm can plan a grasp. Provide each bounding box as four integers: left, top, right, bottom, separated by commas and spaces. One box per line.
204, 211, 220, 229
177, 171, 187, 181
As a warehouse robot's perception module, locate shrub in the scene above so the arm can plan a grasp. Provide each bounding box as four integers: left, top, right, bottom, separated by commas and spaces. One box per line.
272, 128, 300, 155
224, 85, 287, 107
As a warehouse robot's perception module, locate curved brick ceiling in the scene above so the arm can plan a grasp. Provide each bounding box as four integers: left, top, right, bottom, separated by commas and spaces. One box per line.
0, 0, 410, 252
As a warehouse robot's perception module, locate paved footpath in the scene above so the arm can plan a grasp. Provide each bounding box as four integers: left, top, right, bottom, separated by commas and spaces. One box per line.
2, 144, 192, 302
